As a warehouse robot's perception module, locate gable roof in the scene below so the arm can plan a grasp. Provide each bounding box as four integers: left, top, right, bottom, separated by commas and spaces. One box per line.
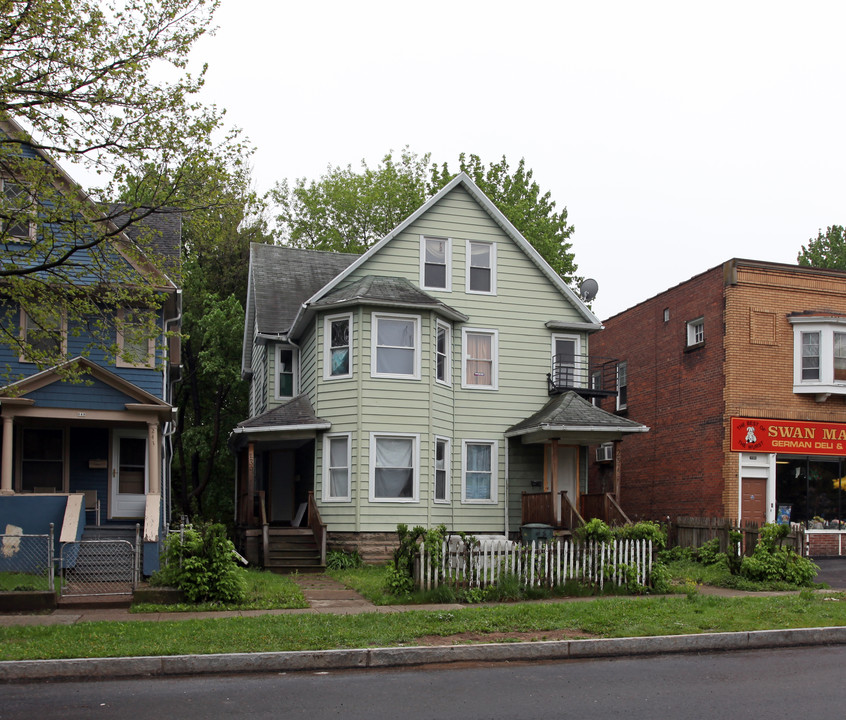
242, 244, 359, 372
229, 394, 330, 449
505, 391, 649, 443
0, 357, 172, 418
294, 173, 601, 331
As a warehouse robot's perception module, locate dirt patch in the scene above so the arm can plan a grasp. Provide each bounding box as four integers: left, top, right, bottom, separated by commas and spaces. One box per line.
412, 628, 597, 646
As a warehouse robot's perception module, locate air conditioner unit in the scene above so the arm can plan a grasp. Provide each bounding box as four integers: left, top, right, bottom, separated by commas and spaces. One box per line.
595, 443, 614, 463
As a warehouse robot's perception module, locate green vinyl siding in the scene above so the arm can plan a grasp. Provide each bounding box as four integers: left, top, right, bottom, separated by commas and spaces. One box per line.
307, 184, 591, 534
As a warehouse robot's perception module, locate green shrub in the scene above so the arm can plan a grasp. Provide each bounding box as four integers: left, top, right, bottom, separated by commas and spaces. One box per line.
152, 522, 247, 604
740, 523, 819, 586
576, 518, 614, 543
696, 538, 723, 566
614, 520, 667, 551
326, 549, 363, 570
384, 523, 448, 596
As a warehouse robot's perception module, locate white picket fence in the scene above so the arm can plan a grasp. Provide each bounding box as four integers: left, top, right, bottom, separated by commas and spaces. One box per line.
414, 538, 654, 591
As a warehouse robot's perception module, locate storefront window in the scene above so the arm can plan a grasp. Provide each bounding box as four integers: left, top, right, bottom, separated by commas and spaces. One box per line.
776, 456, 845, 525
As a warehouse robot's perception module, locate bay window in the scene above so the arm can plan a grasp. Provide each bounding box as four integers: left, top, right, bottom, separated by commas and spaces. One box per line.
790, 316, 846, 398
370, 433, 418, 502
323, 433, 351, 501
325, 313, 352, 379
372, 313, 420, 379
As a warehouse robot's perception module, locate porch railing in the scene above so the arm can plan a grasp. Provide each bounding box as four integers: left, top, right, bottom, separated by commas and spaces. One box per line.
307, 491, 327, 566
581, 493, 631, 526
548, 355, 619, 397
520, 491, 585, 531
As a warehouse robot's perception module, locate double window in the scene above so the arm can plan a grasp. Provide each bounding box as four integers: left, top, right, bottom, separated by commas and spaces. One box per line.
467, 241, 496, 294
372, 313, 420, 379
462, 328, 498, 389
323, 433, 351, 502
421, 236, 451, 291
462, 440, 497, 503
370, 433, 418, 502
324, 313, 352, 379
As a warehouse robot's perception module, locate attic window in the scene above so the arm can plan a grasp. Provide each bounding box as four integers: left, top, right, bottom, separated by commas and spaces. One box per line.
421, 236, 451, 291
1, 178, 35, 241
467, 241, 496, 294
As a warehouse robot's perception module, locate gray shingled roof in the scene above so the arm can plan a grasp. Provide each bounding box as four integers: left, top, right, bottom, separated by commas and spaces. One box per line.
506, 391, 648, 437
312, 275, 469, 321
110, 205, 182, 283
234, 394, 329, 431
250, 244, 360, 335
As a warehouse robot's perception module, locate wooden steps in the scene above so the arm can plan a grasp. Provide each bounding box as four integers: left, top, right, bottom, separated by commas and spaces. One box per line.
264, 528, 324, 574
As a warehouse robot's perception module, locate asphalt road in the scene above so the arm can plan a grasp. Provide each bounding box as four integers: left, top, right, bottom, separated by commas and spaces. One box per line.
813, 557, 846, 588
4, 645, 845, 720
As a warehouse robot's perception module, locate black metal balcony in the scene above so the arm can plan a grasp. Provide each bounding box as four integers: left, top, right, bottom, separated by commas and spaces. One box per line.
547, 354, 619, 398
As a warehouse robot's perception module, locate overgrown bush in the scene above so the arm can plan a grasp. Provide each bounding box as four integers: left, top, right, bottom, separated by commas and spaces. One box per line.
385, 523, 447, 596
576, 518, 614, 543
326, 549, 363, 571
152, 522, 247, 604
695, 538, 724, 566
615, 520, 667, 551
740, 523, 819, 586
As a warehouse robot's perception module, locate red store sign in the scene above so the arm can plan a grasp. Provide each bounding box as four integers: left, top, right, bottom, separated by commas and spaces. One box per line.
731, 417, 846, 456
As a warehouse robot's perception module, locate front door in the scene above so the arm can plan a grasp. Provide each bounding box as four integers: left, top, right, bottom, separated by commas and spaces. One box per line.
742, 477, 767, 524
269, 450, 296, 524
110, 430, 147, 519
547, 443, 578, 523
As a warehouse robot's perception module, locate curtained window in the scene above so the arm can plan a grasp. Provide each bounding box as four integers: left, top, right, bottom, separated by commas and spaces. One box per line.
324, 435, 350, 501
372, 435, 416, 500
463, 330, 496, 388
463, 441, 495, 502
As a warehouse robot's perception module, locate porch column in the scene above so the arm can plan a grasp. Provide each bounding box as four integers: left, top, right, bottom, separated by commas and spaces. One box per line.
147, 422, 161, 495
1, 414, 13, 494
550, 439, 560, 524
247, 442, 255, 525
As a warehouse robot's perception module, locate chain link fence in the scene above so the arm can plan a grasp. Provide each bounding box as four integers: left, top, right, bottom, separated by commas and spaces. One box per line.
0, 524, 55, 592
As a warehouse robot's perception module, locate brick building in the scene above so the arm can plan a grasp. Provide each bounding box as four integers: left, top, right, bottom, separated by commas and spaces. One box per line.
590, 259, 846, 553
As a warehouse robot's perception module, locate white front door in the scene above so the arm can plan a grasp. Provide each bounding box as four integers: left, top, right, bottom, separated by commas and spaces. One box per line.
110, 429, 148, 519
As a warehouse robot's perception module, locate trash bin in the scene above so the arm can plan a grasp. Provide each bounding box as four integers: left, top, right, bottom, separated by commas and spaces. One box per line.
521, 523, 553, 544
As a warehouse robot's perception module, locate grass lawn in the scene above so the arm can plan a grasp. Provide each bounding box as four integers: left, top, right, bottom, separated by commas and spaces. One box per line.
2, 591, 846, 661
131, 569, 308, 613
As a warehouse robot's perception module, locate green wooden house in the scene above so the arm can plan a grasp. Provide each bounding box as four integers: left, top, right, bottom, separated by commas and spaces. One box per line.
232, 173, 647, 568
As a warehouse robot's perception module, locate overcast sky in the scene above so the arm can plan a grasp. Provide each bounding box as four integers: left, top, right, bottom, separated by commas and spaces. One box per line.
186, 1, 846, 321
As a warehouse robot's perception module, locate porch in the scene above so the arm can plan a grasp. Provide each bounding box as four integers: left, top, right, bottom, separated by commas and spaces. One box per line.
520, 490, 631, 532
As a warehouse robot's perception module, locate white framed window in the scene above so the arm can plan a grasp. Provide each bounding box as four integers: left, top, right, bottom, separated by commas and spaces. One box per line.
275, 344, 299, 399
616, 361, 628, 411
19, 308, 66, 363
370, 433, 419, 502
434, 436, 450, 503
371, 313, 420, 379
323, 433, 351, 502
324, 313, 352, 380
421, 236, 451, 291
116, 308, 156, 369
435, 320, 451, 385
790, 317, 846, 396
551, 334, 580, 388
462, 328, 498, 389
1, 177, 35, 241
462, 439, 497, 503
686, 317, 705, 347
466, 240, 496, 294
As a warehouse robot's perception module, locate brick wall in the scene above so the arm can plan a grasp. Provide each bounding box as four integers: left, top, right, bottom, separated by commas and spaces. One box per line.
590, 264, 727, 520
591, 259, 846, 523
806, 531, 845, 557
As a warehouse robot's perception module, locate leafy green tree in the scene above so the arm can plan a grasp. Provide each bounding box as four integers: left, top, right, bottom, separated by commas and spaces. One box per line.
0, 0, 224, 371
431, 154, 577, 282
797, 225, 846, 270
274, 148, 432, 253
274, 150, 578, 282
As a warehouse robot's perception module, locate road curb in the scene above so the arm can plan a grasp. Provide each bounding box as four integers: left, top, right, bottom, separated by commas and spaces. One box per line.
3, 626, 846, 682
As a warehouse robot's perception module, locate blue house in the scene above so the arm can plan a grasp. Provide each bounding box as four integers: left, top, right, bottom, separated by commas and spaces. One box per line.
0, 118, 181, 578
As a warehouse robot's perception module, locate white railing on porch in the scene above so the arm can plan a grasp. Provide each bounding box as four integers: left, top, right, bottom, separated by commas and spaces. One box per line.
415, 538, 654, 591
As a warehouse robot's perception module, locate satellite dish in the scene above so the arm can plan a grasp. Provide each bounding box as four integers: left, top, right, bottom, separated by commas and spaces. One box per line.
579, 278, 599, 303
